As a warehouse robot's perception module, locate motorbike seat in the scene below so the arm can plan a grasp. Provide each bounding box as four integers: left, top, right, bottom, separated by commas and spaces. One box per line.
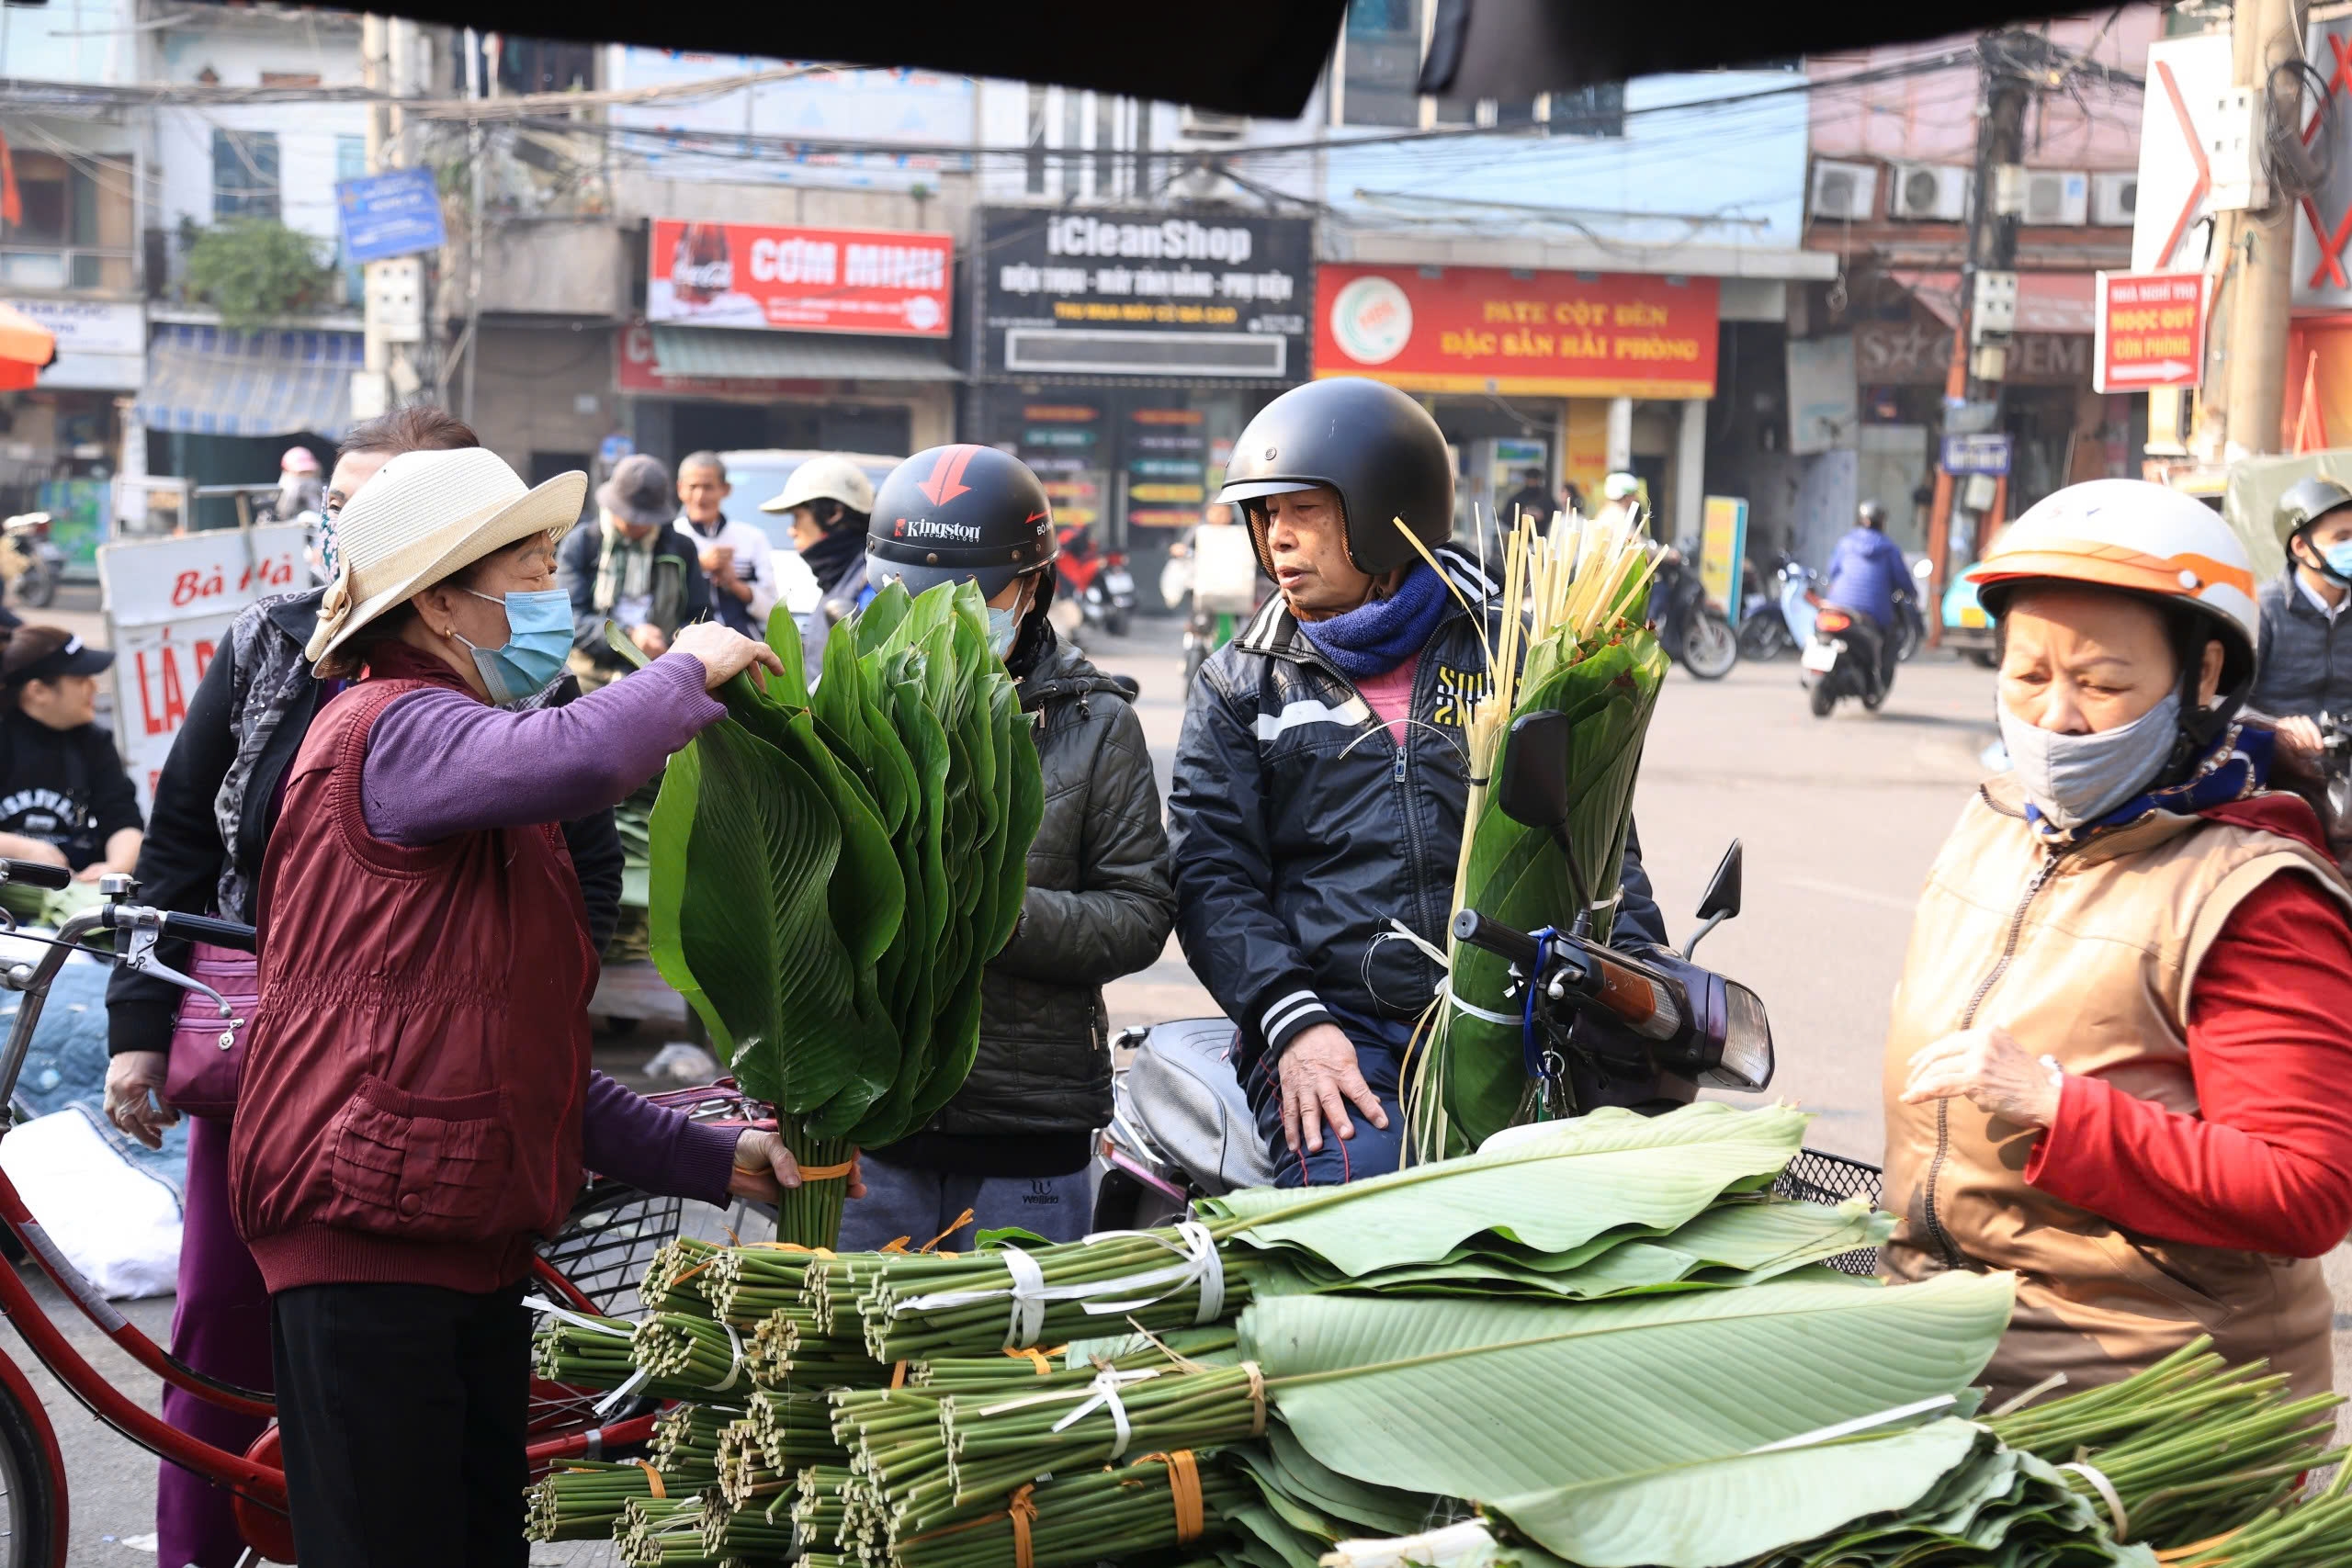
1116, 1017, 1272, 1197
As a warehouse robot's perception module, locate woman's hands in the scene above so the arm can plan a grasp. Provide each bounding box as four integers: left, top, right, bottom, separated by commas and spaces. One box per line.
672, 623, 787, 693
1899, 1025, 2063, 1129
729, 1130, 866, 1204
104, 1051, 178, 1150
2278, 715, 2326, 758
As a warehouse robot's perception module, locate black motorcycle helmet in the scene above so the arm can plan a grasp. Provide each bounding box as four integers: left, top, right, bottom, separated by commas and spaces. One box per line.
867, 444, 1060, 602
2274, 475, 2352, 581
1216, 378, 1453, 576
1858, 499, 1888, 530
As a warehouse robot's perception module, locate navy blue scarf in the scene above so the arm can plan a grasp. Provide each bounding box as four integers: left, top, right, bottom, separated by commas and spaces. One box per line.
1296, 563, 1451, 679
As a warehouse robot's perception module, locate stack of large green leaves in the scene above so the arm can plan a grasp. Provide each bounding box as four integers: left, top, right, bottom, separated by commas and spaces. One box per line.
644, 581, 1043, 1244
1400, 513, 1669, 1161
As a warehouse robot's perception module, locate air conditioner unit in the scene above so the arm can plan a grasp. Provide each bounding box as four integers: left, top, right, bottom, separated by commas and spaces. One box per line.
2020, 170, 2089, 225
2091, 171, 2137, 227
1809, 160, 1878, 222
1178, 107, 1250, 141
1889, 164, 1970, 222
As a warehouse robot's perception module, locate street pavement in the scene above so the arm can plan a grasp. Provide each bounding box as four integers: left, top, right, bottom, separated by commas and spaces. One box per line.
22, 608, 2352, 1558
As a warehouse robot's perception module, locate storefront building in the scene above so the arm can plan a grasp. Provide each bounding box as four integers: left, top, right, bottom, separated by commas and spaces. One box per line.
1313, 263, 1724, 545
623, 219, 960, 477
973, 207, 1314, 608
0, 298, 144, 571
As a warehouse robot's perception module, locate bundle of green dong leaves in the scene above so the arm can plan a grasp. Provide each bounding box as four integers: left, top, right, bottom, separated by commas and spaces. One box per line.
636, 581, 1044, 1245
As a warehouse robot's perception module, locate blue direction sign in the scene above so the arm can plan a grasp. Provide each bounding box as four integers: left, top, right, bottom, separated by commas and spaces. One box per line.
1939, 433, 2013, 477
336, 167, 447, 264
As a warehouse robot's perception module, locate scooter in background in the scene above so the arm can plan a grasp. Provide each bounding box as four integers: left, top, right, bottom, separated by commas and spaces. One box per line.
1648, 546, 1738, 680
1057, 524, 1136, 638
0, 513, 62, 608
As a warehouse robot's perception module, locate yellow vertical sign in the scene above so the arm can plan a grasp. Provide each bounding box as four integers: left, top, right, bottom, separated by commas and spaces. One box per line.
1699, 495, 1748, 623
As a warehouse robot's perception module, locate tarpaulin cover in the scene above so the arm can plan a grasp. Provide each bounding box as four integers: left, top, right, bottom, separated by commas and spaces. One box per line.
135, 322, 364, 438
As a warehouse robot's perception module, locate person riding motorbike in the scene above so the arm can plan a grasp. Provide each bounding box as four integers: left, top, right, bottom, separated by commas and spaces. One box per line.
1168, 377, 1670, 1188
2252, 475, 2352, 759
839, 446, 1173, 1248
761, 454, 876, 685
270, 446, 322, 523
1821, 499, 1909, 699
1882, 479, 2352, 1404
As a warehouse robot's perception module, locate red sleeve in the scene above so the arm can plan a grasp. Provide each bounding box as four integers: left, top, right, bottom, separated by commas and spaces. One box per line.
2022, 870, 2352, 1258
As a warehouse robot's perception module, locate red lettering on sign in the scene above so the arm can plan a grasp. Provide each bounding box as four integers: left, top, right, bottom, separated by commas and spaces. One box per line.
168, 568, 227, 608
134, 650, 164, 736
194, 639, 215, 679
158, 645, 187, 731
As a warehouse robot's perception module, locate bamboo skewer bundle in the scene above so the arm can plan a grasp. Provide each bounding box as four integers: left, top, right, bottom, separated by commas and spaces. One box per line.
525, 1461, 665, 1542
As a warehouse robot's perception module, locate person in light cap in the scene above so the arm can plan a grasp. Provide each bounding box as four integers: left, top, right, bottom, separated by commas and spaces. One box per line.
1880, 478, 2352, 1405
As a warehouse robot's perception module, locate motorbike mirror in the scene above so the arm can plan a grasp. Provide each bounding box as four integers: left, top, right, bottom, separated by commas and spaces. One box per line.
1497, 709, 1573, 832
1680, 839, 1743, 960
1912, 558, 1935, 582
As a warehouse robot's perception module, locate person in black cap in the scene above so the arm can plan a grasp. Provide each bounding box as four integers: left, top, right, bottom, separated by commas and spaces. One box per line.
0, 625, 141, 879
559, 451, 711, 689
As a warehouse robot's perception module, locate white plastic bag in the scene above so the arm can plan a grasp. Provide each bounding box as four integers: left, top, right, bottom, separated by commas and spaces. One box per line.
0, 1106, 182, 1299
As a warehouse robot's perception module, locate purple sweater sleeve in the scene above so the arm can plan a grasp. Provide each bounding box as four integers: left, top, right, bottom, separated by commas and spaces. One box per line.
581, 1071, 739, 1207
359, 653, 725, 845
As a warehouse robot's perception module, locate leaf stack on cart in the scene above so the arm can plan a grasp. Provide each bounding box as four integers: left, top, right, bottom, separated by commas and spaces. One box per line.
638, 581, 1045, 1246
526, 1101, 2352, 1566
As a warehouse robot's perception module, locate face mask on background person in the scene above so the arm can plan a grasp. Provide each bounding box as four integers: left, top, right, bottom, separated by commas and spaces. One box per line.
455, 587, 574, 705
1997, 690, 2182, 829
2324, 540, 2352, 579
987, 581, 1033, 660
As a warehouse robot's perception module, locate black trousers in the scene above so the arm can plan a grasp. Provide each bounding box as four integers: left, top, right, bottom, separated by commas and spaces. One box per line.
271, 1280, 530, 1568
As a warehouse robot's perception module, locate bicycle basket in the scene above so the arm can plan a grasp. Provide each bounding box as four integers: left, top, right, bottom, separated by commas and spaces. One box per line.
1771, 1147, 1885, 1278
536, 1179, 684, 1319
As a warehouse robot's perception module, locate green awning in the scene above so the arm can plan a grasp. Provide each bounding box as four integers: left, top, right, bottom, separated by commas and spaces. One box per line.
649, 326, 961, 382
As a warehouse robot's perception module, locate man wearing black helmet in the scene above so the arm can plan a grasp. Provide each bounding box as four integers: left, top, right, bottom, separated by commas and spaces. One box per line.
1168, 378, 1669, 1187
1821, 498, 1909, 702
840, 445, 1174, 1247
2255, 476, 2352, 758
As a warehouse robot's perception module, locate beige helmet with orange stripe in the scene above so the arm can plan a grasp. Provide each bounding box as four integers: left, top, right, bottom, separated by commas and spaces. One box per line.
1968, 478, 2259, 752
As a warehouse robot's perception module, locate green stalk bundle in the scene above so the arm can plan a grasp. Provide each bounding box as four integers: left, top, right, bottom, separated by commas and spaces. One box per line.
792, 1464, 859, 1549
2170, 1465, 2352, 1568
893, 1453, 1250, 1568
1395, 509, 1668, 1159
1989, 1338, 2346, 1547
643, 1238, 727, 1316
643, 583, 1046, 1248
708, 1247, 828, 1327
617, 1496, 716, 1566
525, 1461, 663, 1541
651, 1403, 738, 1486
635, 1312, 758, 1399
858, 1228, 1258, 1362
749, 1305, 896, 1390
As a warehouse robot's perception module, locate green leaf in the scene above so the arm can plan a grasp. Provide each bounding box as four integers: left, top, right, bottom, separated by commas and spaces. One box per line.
763, 602, 810, 706
1239, 1270, 2016, 1503
1206, 1101, 1811, 1276
1487, 1416, 1981, 1568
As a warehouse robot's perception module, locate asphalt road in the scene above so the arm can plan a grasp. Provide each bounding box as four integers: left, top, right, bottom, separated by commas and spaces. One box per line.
21, 610, 2352, 1559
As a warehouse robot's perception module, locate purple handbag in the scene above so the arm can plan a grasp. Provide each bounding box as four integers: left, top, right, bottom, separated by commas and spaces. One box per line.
163, 942, 258, 1121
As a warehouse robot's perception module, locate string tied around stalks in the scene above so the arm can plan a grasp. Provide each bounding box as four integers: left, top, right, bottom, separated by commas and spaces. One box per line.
1138, 1450, 1205, 1543
1049, 1368, 1162, 1458
1242, 1359, 1267, 1438
2063, 1461, 2131, 1541
634, 1461, 665, 1500
707, 1320, 746, 1393
904, 1481, 1039, 1568
892, 1220, 1226, 1348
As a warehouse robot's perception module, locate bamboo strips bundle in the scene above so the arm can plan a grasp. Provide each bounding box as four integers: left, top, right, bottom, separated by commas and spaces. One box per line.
525, 1461, 663, 1541
893, 1452, 1246, 1568
651, 1402, 740, 1486
708, 1247, 828, 1327
748, 1305, 894, 1390
643, 1237, 727, 1316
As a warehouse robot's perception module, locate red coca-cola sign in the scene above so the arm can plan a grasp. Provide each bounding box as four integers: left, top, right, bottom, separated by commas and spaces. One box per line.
647, 219, 952, 337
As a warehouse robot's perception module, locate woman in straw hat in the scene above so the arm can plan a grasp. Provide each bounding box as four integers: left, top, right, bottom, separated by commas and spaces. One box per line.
223, 447, 814, 1566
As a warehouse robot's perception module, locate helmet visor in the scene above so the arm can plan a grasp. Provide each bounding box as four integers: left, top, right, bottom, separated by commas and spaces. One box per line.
1217, 478, 1328, 505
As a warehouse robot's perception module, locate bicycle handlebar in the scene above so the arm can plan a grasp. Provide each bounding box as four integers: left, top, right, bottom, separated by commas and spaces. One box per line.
159, 911, 259, 953
0, 858, 71, 892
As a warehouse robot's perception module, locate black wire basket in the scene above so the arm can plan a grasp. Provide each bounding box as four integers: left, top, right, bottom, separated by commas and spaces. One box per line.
1771, 1146, 1886, 1277
536, 1178, 685, 1318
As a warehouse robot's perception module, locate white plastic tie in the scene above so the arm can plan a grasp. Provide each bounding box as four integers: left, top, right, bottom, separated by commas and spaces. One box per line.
1443, 985, 1521, 1027
1050, 1368, 1154, 1458
2062, 1461, 2130, 1540
1745, 1394, 1958, 1453
593, 1365, 649, 1419
1001, 1245, 1046, 1350
1182, 1220, 1225, 1325
707, 1321, 745, 1393
524, 1295, 633, 1337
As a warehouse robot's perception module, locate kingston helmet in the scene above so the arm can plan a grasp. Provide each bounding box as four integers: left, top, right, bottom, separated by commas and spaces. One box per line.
865, 444, 1057, 602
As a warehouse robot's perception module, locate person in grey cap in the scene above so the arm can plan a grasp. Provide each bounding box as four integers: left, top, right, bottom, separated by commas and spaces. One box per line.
560, 451, 711, 689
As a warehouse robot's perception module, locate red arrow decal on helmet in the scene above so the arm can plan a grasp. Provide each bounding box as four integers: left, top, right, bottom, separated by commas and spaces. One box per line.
917, 446, 978, 507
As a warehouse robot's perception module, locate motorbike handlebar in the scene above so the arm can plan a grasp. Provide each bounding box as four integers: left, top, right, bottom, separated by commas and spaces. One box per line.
0, 858, 72, 892
1452, 908, 1543, 973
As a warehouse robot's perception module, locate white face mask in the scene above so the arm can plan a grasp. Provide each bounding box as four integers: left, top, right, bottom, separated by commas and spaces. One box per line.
1998, 691, 2181, 829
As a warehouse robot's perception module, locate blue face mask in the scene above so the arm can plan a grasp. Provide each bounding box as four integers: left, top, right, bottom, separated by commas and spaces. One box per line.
457, 587, 573, 705
2324, 540, 2352, 580
986, 604, 1022, 660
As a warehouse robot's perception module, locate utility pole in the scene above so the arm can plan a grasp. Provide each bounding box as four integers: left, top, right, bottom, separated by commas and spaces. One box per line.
2220, 0, 2301, 457
1925, 32, 2033, 647
356, 15, 429, 422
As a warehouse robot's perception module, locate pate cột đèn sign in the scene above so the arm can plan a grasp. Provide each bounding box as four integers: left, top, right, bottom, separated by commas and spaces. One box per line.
1313, 265, 1719, 399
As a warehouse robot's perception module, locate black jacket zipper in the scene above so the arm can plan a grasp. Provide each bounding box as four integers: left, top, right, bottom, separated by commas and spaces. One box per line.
1919, 845, 2062, 1269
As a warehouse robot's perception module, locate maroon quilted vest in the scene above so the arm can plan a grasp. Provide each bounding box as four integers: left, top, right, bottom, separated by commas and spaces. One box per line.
229, 652, 594, 1295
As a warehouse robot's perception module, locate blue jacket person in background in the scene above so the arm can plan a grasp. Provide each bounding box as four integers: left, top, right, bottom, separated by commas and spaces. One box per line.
1821, 499, 1911, 696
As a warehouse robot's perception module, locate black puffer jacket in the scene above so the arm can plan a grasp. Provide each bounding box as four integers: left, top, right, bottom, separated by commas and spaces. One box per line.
2252, 568, 2352, 721
1169, 547, 1667, 1072
905, 632, 1174, 1148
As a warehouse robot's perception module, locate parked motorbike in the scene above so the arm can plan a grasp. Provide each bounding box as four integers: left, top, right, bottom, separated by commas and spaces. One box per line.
0, 513, 62, 609
1736, 557, 1794, 660
1094, 713, 1773, 1228
1057, 524, 1136, 638
1648, 546, 1738, 680
1893, 558, 1931, 663
1801, 602, 1889, 717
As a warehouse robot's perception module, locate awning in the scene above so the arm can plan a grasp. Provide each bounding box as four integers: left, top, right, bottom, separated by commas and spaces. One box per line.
649, 326, 962, 383
134, 324, 365, 437
0, 304, 56, 392
1890, 271, 2098, 335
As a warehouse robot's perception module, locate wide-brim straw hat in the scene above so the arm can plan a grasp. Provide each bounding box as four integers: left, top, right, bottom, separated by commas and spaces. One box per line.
306, 447, 586, 664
